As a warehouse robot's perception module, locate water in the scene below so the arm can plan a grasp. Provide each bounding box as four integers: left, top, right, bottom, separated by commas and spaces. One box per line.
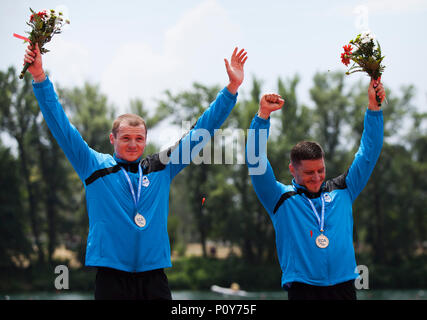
2, 289, 426, 300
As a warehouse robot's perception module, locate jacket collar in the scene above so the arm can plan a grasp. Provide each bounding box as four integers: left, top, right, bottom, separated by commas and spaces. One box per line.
114, 153, 142, 173
292, 179, 326, 199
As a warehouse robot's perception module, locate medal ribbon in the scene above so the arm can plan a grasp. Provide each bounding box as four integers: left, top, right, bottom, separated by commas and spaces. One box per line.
120, 165, 142, 211
305, 195, 325, 232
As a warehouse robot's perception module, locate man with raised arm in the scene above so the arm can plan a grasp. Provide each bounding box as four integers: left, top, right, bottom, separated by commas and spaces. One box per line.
246, 80, 385, 300
24, 44, 247, 300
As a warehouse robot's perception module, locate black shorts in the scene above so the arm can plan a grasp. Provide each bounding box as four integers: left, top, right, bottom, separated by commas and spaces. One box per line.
94, 267, 172, 300
288, 280, 357, 300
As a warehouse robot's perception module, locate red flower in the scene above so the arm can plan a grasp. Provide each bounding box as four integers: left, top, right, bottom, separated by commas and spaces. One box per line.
343, 44, 352, 54
341, 44, 353, 66
341, 53, 351, 66
30, 11, 47, 22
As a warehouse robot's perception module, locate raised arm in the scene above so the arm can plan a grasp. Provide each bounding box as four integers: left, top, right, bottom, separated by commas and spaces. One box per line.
24, 43, 98, 181
345, 78, 385, 202
246, 94, 285, 216
167, 47, 247, 179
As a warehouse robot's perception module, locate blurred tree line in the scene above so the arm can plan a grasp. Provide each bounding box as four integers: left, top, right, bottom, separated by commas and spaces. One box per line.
0, 65, 425, 291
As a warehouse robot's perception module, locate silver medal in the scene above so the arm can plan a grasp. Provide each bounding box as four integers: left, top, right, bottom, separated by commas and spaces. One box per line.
134, 213, 146, 227
120, 166, 146, 227
315, 234, 329, 248
302, 191, 330, 249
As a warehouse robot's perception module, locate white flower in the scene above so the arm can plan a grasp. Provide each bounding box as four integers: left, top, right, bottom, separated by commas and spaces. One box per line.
42, 9, 51, 20
360, 30, 370, 39
54, 5, 71, 28
360, 30, 375, 41
360, 30, 376, 44
361, 36, 370, 44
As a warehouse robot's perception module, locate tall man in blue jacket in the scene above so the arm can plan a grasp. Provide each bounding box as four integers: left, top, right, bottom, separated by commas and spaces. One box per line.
246, 80, 385, 300
24, 43, 248, 300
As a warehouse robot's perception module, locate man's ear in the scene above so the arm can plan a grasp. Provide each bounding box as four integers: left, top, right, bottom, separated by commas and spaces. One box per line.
109, 133, 115, 145
289, 162, 296, 178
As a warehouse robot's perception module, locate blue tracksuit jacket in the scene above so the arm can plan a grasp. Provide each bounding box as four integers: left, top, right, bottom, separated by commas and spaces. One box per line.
33, 77, 237, 272
246, 109, 383, 287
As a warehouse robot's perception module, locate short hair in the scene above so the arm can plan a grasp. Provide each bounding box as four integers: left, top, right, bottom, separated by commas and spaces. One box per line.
290, 141, 324, 166
112, 114, 146, 137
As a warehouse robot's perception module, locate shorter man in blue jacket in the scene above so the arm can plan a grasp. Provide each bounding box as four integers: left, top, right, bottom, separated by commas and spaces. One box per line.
246, 80, 385, 300
24, 44, 247, 300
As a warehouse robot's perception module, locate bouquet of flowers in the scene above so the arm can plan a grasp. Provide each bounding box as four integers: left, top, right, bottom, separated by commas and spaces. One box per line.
340, 30, 385, 105
14, 8, 70, 79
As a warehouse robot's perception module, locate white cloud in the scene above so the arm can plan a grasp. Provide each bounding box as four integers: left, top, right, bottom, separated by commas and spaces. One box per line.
163, 0, 238, 63
101, 42, 176, 104
100, 0, 241, 111
43, 37, 90, 88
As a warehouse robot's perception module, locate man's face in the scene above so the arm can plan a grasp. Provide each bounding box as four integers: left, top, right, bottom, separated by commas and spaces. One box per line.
109, 123, 146, 162
289, 158, 326, 193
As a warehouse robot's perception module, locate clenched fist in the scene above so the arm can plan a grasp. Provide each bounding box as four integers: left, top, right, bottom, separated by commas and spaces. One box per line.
258, 93, 285, 119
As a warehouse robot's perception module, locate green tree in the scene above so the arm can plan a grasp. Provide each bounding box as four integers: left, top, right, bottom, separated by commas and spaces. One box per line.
34, 119, 75, 265
407, 111, 427, 251
158, 83, 222, 257
0, 67, 45, 265
58, 83, 116, 154
309, 71, 352, 177
0, 143, 32, 267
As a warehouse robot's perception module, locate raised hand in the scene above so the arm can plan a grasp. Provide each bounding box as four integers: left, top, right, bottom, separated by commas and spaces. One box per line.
23, 43, 46, 82
258, 93, 285, 119
368, 77, 386, 111
225, 47, 248, 95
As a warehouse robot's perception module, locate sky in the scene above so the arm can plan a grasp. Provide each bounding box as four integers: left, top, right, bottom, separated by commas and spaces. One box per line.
1, 0, 427, 148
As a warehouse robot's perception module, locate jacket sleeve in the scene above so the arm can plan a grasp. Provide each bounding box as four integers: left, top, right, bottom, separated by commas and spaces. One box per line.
345, 109, 384, 202
246, 115, 284, 216
167, 87, 238, 180
33, 77, 98, 182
